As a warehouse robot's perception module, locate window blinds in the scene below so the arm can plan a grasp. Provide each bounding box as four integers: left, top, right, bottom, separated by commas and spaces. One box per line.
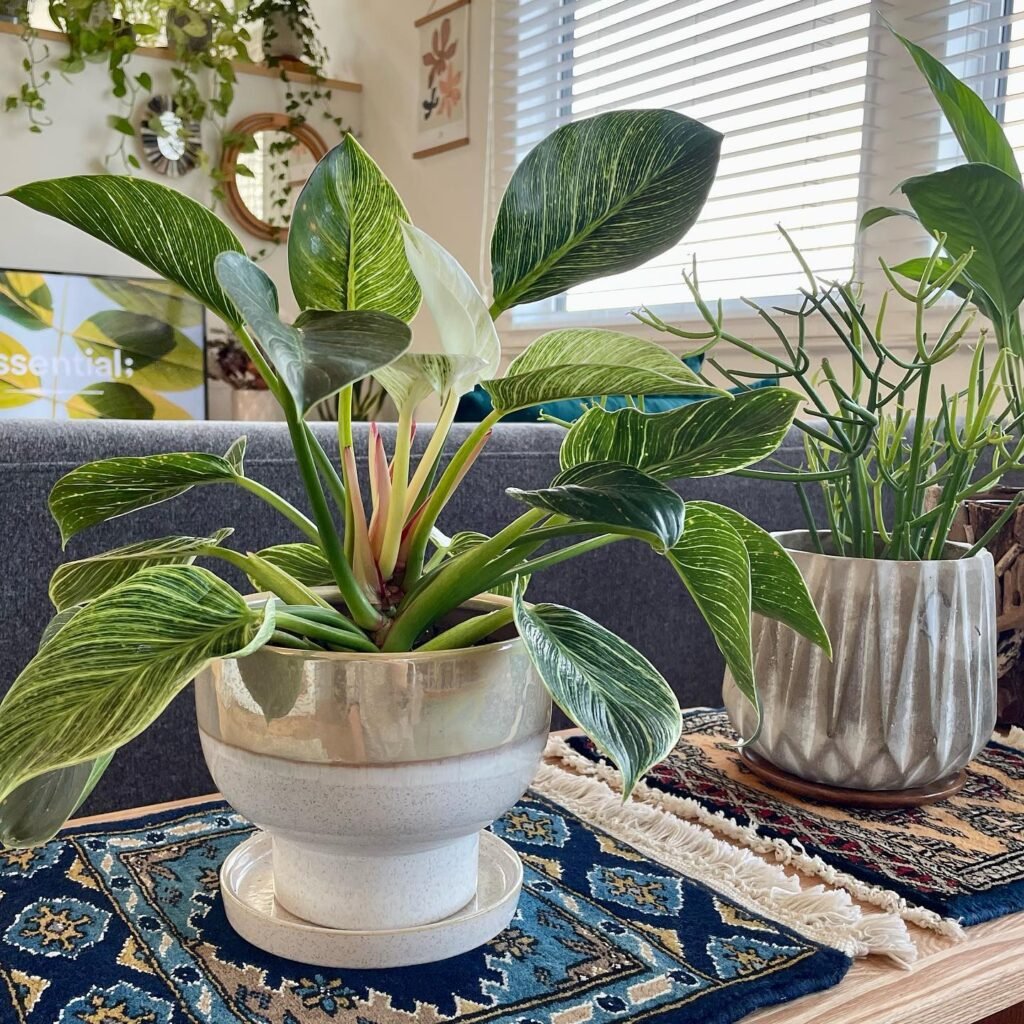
491, 0, 876, 320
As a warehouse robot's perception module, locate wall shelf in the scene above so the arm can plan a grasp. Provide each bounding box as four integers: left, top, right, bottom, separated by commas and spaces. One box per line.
0, 21, 362, 93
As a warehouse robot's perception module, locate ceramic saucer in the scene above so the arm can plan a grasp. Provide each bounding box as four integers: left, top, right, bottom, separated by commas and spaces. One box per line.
220, 829, 523, 968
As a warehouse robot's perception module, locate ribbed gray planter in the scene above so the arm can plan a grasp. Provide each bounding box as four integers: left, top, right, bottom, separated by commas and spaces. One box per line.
724, 531, 997, 791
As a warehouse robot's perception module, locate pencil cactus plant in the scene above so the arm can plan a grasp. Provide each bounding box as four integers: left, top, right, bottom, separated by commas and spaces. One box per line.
0, 107, 829, 847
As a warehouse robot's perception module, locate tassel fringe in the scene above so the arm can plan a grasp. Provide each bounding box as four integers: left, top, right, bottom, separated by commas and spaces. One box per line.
544, 735, 967, 949
532, 757, 919, 966
999, 726, 1024, 751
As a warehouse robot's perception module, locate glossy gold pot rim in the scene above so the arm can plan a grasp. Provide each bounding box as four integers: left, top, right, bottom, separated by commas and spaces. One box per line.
248, 589, 525, 663
774, 530, 985, 567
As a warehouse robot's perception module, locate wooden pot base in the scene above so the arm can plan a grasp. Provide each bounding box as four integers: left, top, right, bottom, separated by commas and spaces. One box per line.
739, 749, 967, 808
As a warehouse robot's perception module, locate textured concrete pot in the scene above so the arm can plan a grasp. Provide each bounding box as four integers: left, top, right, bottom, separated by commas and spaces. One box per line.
724, 531, 997, 791
196, 596, 551, 932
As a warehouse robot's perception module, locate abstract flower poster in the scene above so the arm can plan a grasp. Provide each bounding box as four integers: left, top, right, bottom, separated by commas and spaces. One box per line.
415, 0, 470, 158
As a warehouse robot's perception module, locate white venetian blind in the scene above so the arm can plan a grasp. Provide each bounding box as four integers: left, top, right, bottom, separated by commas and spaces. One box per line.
491, 0, 875, 321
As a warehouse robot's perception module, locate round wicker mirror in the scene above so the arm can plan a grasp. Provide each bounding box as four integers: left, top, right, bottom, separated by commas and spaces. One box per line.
221, 113, 330, 242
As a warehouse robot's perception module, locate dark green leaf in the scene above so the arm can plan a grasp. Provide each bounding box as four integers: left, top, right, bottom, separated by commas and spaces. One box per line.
214, 252, 412, 413
66, 381, 155, 420
508, 461, 685, 552
491, 109, 721, 313
5, 176, 245, 326
561, 389, 800, 479
512, 586, 681, 794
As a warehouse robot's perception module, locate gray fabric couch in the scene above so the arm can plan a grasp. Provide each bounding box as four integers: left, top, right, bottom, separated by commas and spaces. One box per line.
0, 419, 812, 815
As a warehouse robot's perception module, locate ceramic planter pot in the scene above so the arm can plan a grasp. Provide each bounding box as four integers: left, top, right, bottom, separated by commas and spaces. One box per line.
723, 531, 997, 791
261, 11, 307, 63
195, 596, 551, 934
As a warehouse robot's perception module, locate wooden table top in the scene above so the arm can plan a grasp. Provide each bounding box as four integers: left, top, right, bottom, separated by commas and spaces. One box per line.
68, 769, 1024, 1024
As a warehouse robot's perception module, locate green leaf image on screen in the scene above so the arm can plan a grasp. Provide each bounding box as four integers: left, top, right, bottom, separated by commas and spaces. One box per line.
0, 268, 206, 420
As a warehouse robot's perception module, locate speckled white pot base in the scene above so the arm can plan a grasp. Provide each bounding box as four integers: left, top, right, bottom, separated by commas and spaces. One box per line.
221, 830, 523, 969
201, 728, 546, 931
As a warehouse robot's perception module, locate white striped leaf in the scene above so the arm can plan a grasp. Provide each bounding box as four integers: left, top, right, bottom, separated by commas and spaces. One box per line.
400, 222, 500, 390
48, 438, 246, 545
490, 109, 721, 313
513, 585, 681, 794
896, 30, 1019, 183
288, 135, 421, 321
257, 543, 334, 587
483, 329, 721, 414
5, 176, 245, 327
507, 461, 685, 553
215, 252, 411, 414
667, 503, 757, 726
0, 565, 275, 840
901, 164, 1024, 344
560, 389, 801, 479
688, 502, 830, 655
49, 528, 234, 611
374, 352, 486, 408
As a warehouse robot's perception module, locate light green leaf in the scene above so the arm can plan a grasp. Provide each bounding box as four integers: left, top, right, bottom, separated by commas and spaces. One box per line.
483, 328, 722, 414
858, 205, 919, 233
374, 352, 486, 409
48, 440, 245, 545
72, 310, 204, 391
560, 389, 800, 479
214, 252, 411, 413
400, 222, 500, 389
900, 163, 1024, 342
39, 606, 83, 649
508, 461, 685, 552
5, 176, 245, 327
90, 277, 203, 330
49, 528, 234, 611
224, 435, 247, 473
513, 585, 681, 794
288, 135, 421, 321
0, 270, 53, 330
0, 565, 274, 840
895, 30, 1020, 182
256, 543, 333, 587
667, 503, 757, 726
66, 381, 155, 420
0, 332, 42, 409
491, 109, 721, 313
687, 502, 830, 655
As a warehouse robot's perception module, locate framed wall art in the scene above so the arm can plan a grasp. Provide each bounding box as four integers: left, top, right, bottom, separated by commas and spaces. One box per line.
0, 269, 207, 420
414, 0, 470, 159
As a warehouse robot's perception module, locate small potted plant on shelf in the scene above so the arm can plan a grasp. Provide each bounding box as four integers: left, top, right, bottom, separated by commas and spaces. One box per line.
207, 325, 282, 420
245, 0, 317, 66
0, 108, 829, 966
637, 237, 1022, 801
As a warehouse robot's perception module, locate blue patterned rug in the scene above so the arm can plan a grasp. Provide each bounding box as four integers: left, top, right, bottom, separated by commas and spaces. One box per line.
0, 783, 850, 1023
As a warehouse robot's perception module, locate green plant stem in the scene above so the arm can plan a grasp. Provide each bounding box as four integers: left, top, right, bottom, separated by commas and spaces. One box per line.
307, 425, 347, 521
417, 606, 515, 652
234, 477, 320, 542
489, 535, 623, 587
338, 386, 355, 564
402, 410, 502, 584
286, 406, 382, 630
279, 603, 364, 637
274, 611, 379, 652
270, 630, 324, 651
378, 403, 414, 580
205, 547, 329, 607
383, 506, 545, 652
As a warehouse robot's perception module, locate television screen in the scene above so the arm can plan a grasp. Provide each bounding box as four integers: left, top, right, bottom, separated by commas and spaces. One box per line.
0, 269, 206, 420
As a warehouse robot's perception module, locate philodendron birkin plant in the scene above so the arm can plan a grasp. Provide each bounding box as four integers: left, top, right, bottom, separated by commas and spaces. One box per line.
0, 108, 830, 848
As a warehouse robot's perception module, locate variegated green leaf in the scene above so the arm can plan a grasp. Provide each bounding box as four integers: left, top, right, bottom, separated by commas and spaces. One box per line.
5, 176, 245, 327
0, 270, 53, 330
900, 163, 1024, 345
288, 135, 421, 321
49, 528, 234, 611
72, 310, 204, 391
400, 222, 500, 389
895, 29, 1019, 182
483, 329, 721, 414
508, 461, 685, 552
0, 565, 275, 840
560, 389, 800, 479
215, 252, 411, 413
490, 109, 721, 313
667, 503, 757, 723
0, 332, 43, 409
48, 439, 245, 545
66, 382, 155, 420
374, 352, 486, 409
90, 276, 203, 329
688, 502, 830, 655
257, 543, 334, 587
513, 585, 681, 794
